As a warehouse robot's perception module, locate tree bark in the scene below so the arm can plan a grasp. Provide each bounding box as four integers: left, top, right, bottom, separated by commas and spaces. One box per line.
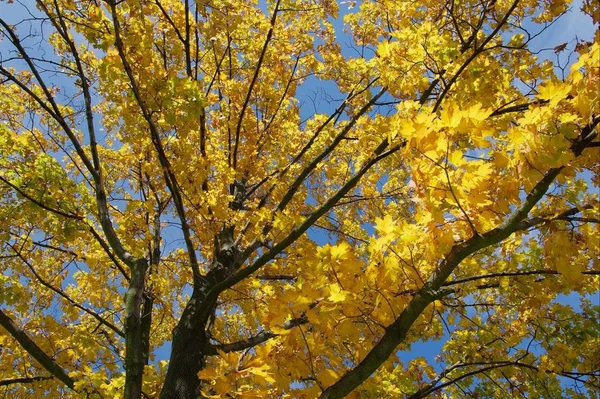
160, 232, 239, 399
159, 291, 216, 399
124, 260, 149, 399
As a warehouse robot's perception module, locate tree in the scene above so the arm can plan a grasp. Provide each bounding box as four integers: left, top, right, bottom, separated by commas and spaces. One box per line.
0, 0, 598, 397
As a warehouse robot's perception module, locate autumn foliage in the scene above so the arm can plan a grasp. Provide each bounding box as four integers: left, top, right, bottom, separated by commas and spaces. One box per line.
0, 0, 599, 397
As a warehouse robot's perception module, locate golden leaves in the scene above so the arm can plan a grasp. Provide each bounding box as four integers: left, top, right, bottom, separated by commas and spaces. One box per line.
327, 284, 347, 303
537, 80, 572, 108
544, 230, 583, 285
1, 0, 599, 397
198, 345, 278, 398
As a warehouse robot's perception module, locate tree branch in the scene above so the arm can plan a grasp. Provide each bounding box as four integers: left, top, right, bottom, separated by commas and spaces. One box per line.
8, 242, 125, 337
0, 18, 97, 180
107, 0, 202, 286
443, 269, 600, 288
489, 99, 549, 117
233, 0, 282, 170
210, 139, 401, 296
432, 0, 521, 112
0, 310, 75, 390
317, 116, 598, 399
207, 314, 308, 355
1, 12, 140, 270
0, 176, 82, 221
0, 375, 53, 387
409, 359, 600, 398
514, 203, 595, 231
408, 361, 513, 399
276, 86, 387, 213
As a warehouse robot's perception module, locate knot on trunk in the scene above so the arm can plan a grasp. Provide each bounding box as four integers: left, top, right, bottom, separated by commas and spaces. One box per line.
209, 227, 240, 284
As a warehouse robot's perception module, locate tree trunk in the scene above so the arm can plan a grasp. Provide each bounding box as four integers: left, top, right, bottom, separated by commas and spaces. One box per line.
159, 335, 208, 398
123, 260, 148, 399
159, 293, 215, 399
160, 231, 239, 398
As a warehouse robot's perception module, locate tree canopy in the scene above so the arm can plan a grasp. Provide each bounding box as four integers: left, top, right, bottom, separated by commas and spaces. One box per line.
0, 0, 599, 397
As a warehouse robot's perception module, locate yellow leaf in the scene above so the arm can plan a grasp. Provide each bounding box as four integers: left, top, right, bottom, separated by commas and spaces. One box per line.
375, 214, 396, 238
377, 41, 393, 58
440, 104, 462, 129
330, 242, 351, 260
245, 365, 276, 385
317, 369, 339, 386
198, 367, 220, 380
200, 391, 222, 399
538, 81, 572, 107
556, 259, 583, 284
328, 284, 347, 303
448, 150, 463, 166
271, 325, 291, 335
493, 151, 509, 169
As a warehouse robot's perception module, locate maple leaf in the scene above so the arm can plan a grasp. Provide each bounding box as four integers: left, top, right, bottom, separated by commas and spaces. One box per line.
330, 241, 351, 260
328, 284, 347, 303
537, 81, 572, 107
374, 214, 396, 237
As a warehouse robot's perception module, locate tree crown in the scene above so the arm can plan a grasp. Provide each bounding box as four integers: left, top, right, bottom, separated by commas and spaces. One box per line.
0, 0, 598, 397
